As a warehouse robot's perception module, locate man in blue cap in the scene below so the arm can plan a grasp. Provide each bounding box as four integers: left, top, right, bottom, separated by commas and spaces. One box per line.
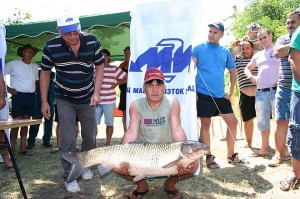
39, 13, 105, 193
192, 22, 247, 169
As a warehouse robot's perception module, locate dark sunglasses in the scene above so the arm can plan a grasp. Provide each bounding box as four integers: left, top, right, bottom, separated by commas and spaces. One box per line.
145, 79, 164, 85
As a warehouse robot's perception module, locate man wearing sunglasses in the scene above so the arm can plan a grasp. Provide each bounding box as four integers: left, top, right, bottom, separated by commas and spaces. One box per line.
114, 68, 198, 199
39, 13, 105, 193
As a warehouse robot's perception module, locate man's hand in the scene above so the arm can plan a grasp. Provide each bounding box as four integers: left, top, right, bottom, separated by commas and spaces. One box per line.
176, 160, 198, 176
224, 91, 232, 100
249, 75, 258, 84
112, 162, 130, 176
90, 93, 100, 106
7, 87, 16, 95
41, 102, 51, 120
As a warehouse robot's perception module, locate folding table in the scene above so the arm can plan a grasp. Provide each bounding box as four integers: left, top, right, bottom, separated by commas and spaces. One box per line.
0, 119, 42, 199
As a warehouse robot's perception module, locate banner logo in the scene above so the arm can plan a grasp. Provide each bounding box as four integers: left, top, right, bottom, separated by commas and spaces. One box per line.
129, 38, 192, 83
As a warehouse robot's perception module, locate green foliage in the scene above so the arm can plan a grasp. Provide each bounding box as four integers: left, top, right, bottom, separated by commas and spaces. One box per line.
227, 0, 300, 42
5, 8, 31, 25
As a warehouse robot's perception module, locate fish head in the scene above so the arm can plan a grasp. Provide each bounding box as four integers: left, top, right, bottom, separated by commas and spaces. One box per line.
180, 141, 209, 160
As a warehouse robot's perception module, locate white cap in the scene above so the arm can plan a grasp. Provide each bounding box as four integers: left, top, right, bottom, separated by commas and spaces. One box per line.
57, 13, 81, 33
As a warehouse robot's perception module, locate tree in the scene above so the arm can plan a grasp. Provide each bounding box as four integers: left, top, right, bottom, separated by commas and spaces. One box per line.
5, 8, 31, 25
227, 0, 300, 42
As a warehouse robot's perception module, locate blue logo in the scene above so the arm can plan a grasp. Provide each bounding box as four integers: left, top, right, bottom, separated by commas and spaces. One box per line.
129, 38, 192, 83
65, 17, 74, 23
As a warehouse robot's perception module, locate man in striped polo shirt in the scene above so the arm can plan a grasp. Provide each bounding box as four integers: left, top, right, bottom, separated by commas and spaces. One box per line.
229, 40, 257, 148
269, 11, 300, 167
95, 49, 127, 146
39, 13, 105, 193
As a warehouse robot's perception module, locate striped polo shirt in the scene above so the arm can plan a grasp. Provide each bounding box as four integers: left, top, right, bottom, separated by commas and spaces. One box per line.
41, 33, 105, 104
99, 65, 127, 104
275, 34, 292, 87
235, 56, 258, 90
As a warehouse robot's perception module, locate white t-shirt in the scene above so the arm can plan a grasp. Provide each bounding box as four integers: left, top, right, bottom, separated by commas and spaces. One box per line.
5, 60, 39, 93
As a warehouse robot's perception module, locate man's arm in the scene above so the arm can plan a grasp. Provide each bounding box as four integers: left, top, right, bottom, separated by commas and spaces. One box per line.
121, 101, 141, 144
0, 73, 6, 109
226, 68, 237, 99
169, 98, 186, 141
275, 44, 290, 58
244, 63, 257, 84
192, 57, 197, 69
289, 48, 300, 82
40, 70, 51, 119
91, 63, 104, 106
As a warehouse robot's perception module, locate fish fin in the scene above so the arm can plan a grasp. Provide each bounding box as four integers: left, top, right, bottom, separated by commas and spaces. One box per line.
61, 152, 78, 164
61, 152, 85, 183
133, 175, 146, 182
97, 165, 111, 176
162, 157, 183, 168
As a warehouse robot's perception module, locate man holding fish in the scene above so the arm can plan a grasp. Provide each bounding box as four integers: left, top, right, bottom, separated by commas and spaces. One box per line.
114, 68, 202, 199
62, 68, 208, 198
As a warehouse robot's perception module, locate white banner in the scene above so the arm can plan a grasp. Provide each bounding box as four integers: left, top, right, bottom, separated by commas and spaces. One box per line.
127, 0, 202, 141
0, 21, 9, 120
0, 21, 10, 161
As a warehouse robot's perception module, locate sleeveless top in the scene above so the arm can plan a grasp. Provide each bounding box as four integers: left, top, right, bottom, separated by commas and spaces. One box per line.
135, 95, 174, 143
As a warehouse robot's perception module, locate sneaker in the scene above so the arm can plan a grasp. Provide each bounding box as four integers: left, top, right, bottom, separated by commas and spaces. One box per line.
26, 144, 35, 149
43, 142, 53, 148
81, 168, 93, 180
66, 180, 80, 193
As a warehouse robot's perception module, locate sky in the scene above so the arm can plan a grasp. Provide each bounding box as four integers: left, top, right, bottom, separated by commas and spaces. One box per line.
0, 0, 245, 45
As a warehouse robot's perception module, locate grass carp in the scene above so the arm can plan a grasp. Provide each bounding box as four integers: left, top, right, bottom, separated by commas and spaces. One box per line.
62, 140, 209, 183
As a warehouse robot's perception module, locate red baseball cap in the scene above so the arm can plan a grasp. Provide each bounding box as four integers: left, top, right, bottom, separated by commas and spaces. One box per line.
144, 68, 165, 82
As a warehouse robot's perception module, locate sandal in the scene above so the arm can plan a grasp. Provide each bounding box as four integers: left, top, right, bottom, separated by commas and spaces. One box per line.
228, 153, 249, 164
18, 150, 33, 156
268, 156, 283, 167
4, 164, 15, 171
206, 155, 220, 169
280, 176, 300, 191
283, 154, 291, 161
128, 189, 149, 199
164, 187, 183, 199
249, 151, 268, 157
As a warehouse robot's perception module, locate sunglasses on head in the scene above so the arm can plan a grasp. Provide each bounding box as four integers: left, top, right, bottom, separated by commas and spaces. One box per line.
145, 79, 164, 85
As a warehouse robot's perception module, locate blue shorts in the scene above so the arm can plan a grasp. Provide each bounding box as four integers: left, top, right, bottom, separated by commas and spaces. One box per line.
11, 92, 36, 117
95, 103, 115, 126
275, 86, 291, 121
255, 89, 276, 131
286, 91, 300, 160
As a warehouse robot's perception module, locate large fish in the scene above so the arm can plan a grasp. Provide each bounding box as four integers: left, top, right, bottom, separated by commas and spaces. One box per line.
62, 141, 209, 183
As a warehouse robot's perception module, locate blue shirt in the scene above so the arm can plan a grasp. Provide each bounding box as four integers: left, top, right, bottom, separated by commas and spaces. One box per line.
41, 33, 105, 104
192, 41, 235, 98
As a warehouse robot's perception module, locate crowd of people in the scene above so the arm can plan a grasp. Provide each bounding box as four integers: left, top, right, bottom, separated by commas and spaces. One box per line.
0, 9, 300, 198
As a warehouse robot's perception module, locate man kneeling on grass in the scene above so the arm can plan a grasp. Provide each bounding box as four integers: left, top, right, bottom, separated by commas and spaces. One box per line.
114, 68, 198, 199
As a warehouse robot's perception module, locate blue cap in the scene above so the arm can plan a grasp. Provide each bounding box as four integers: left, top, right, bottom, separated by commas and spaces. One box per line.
208, 22, 224, 32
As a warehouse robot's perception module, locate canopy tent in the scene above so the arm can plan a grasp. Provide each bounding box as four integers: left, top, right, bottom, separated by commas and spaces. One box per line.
5, 11, 131, 63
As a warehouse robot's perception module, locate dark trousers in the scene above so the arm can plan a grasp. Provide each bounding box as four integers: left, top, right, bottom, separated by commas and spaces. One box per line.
27, 102, 54, 145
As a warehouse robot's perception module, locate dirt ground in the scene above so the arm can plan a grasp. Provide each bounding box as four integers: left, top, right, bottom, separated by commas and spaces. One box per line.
0, 117, 299, 199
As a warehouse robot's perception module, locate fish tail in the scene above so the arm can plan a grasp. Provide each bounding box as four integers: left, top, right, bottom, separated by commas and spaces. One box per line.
61, 152, 85, 183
